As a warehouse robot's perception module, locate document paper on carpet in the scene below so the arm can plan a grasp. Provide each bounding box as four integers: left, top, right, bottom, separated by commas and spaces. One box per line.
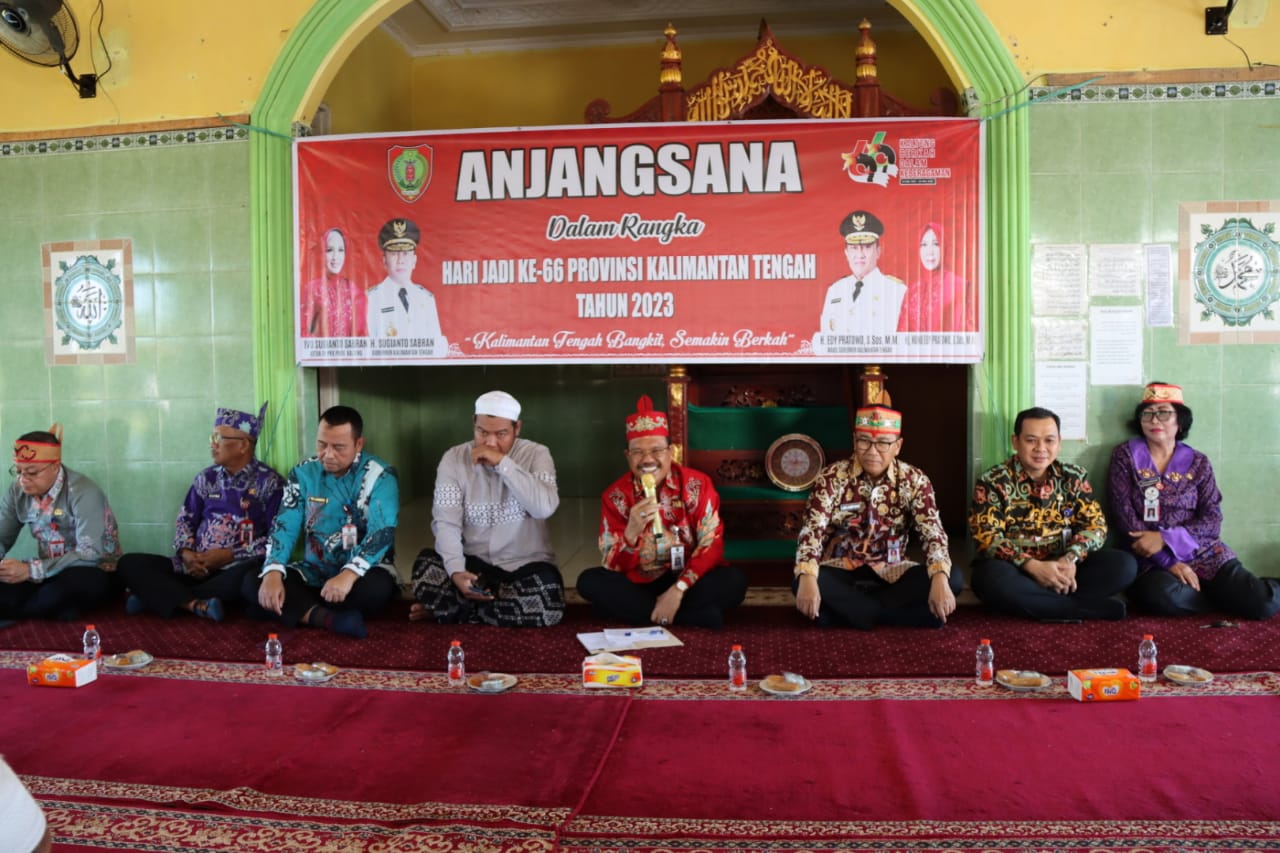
577, 626, 683, 653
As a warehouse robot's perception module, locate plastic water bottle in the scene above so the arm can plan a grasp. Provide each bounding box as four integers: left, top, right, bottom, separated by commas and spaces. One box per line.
1138, 634, 1158, 683
447, 640, 466, 686
728, 644, 747, 692
264, 633, 283, 675
975, 638, 994, 686
82, 624, 101, 661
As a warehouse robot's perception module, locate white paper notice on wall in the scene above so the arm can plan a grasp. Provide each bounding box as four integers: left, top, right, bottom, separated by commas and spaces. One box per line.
1089, 244, 1144, 297
1032, 244, 1088, 316
1089, 305, 1144, 386
1034, 361, 1088, 441
1144, 243, 1174, 327
1033, 317, 1089, 360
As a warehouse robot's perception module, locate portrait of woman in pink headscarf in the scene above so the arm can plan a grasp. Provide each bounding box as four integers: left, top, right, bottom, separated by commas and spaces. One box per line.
897, 222, 977, 333
301, 227, 368, 338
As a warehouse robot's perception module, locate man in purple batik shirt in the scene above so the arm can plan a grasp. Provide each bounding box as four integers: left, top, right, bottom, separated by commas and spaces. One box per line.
117, 404, 284, 622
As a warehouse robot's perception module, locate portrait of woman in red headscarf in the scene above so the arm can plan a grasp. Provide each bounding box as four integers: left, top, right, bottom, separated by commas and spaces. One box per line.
897, 222, 977, 333
301, 227, 368, 338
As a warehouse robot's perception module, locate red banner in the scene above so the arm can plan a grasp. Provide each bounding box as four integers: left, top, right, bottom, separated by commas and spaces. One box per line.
294, 119, 983, 365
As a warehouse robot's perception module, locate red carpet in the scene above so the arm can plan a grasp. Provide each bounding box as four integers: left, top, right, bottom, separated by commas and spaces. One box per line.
3, 657, 1279, 851
2, 597, 1277, 678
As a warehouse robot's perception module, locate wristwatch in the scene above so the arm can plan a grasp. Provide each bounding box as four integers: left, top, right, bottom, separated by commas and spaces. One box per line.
675, 579, 689, 593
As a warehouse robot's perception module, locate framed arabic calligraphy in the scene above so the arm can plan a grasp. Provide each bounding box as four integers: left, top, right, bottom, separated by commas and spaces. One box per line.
1179, 202, 1280, 345
42, 238, 135, 365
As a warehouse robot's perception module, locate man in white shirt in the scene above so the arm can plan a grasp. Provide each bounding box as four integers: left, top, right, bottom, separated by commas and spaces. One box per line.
816, 210, 906, 340
409, 391, 564, 626
365, 218, 448, 356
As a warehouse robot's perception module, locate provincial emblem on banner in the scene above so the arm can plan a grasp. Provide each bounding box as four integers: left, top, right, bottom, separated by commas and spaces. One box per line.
842, 131, 897, 187
388, 145, 432, 203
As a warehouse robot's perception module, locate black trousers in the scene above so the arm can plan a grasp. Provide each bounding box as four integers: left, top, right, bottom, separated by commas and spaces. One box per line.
117, 552, 261, 617
791, 563, 965, 629
970, 547, 1137, 621
240, 568, 398, 627
0, 563, 115, 620
576, 565, 748, 629
1128, 560, 1280, 620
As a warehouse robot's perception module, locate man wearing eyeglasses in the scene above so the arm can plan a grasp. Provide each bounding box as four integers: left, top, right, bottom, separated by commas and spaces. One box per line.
969, 406, 1137, 621
0, 426, 120, 624
577, 395, 747, 629
115, 405, 284, 622
409, 390, 564, 627
793, 406, 961, 628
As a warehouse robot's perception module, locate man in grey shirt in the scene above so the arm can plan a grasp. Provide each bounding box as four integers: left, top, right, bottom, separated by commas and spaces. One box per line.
1, 427, 120, 623
410, 391, 564, 626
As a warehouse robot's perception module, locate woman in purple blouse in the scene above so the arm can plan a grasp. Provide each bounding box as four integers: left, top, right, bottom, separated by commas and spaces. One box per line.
1108, 382, 1279, 618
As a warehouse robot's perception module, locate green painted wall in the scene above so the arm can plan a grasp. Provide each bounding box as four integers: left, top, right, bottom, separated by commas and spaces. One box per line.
0, 137, 258, 555
1029, 91, 1280, 574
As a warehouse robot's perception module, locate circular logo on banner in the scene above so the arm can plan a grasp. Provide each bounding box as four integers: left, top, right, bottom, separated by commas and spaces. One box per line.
54, 254, 124, 350
1192, 217, 1280, 327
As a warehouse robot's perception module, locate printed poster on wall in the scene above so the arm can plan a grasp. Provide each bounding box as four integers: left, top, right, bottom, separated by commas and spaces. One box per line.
294, 118, 983, 365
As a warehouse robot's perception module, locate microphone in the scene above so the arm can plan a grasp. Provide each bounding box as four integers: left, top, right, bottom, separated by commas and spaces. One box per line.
640, 472, 664, 536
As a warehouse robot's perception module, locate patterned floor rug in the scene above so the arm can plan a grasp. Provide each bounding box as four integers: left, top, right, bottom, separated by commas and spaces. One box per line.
5, 655, 1279, 852
3, 594, 1278, 679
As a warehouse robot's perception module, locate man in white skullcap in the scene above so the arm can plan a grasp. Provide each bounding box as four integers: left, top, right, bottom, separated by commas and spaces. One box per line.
410, 391, 564, 626
0, 756, 51, 853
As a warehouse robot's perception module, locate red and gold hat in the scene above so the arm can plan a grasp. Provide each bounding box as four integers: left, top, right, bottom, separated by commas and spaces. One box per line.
13, 423, 62, 464
1141, 383, 1183, 406
626, 395, 668, 442
854, 406, 902, 438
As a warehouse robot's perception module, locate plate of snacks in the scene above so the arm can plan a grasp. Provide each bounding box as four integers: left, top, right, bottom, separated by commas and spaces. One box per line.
759, 672, 811, 696
467, 672, 518, 693
1163, 665, 1213, 686
995, 669, 1052, 691
294, 662, 340, 683
102, 650, 153, 670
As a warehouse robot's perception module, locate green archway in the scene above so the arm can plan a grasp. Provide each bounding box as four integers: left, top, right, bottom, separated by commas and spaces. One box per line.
248, 0, 1030, 473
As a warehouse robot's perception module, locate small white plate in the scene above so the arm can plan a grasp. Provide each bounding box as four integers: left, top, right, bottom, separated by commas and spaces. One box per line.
467, 672, 518, 693
102, 651, 153, 670
995, 670, 1052, 691
1163, 664, 1213, 686
759, 674, 812, 696
294, 663, 340, 683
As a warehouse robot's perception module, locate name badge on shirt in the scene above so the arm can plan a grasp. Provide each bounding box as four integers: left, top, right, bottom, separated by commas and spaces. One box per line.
1061, 527, 1073, 551
886, 536, 903, 564
341, 522, 358, 550
670, 545, 686, 573
47, 528, 65, 558
1143, 485, 1160, 523
839, 502, 863, 513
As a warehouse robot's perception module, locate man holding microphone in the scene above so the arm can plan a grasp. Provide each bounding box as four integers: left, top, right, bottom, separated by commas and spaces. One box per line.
576, 395, 747, 629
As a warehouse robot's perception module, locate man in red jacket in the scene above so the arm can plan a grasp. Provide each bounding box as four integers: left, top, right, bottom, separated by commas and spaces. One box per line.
576, 395, 747, 629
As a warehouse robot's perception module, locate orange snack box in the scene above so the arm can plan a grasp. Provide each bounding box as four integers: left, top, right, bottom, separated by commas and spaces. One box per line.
28, 654, 97, 688
582, 653, 643, 688
1068, 667, 1140, 702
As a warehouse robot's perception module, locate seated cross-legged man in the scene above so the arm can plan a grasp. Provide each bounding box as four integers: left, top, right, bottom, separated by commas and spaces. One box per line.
0, 426, 120, 625
117, 404, 284, 622
577, 395, 747, 629
241, 405, 399, 638
793, 406, 962, 629
410, 390, 564, 626
969, 406, 1137, 621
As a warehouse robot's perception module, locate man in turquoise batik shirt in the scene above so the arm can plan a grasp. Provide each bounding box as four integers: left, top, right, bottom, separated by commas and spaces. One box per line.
242, 405, 399, 638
